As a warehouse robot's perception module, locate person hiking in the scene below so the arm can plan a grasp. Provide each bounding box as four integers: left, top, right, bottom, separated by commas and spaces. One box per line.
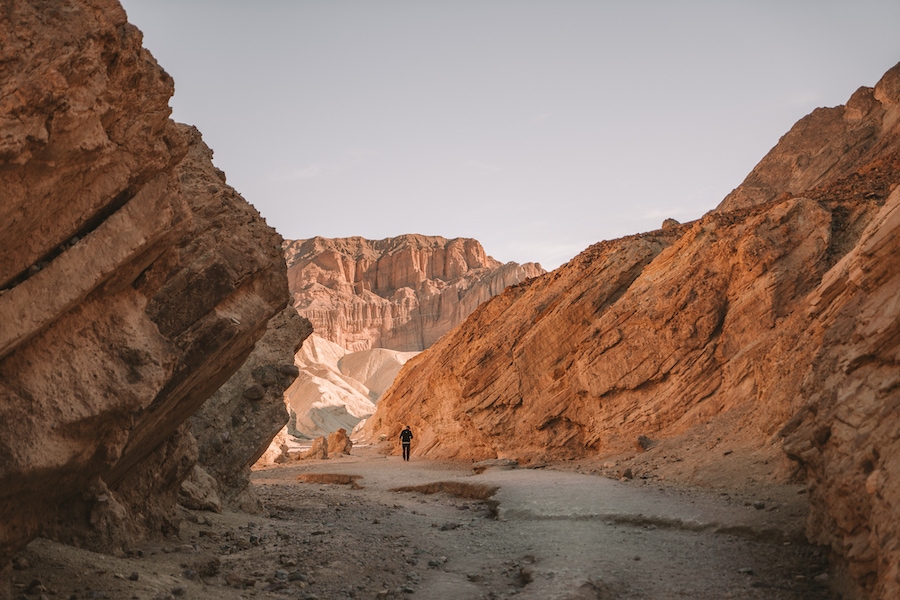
399, 426, 413, 461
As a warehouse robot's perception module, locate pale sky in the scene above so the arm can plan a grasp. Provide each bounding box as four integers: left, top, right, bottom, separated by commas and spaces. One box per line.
120, 1, 900, 270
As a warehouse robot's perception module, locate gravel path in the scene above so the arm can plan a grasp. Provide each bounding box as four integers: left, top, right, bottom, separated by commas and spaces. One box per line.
7, 447, 837, 600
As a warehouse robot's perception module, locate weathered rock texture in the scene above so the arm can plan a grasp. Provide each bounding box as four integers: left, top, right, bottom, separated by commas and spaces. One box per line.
719, 66, 900, 212
0, 0, 292, 576
781, 188, 900, 596
284, 235, 544, 352
364, 63, 900, 597
188, 307, 311, 513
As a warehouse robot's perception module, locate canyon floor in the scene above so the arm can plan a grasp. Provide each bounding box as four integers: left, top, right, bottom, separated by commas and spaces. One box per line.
9, 444, 839, 600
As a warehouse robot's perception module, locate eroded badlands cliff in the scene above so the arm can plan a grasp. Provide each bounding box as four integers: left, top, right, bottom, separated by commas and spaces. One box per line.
283, 235, 544, 439
364, 63, 900, 598
0, 0, 300, 579
285, 235, 544, 352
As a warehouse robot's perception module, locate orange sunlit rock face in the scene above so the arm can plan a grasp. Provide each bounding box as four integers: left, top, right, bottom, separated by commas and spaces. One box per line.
0, 0, 292, 569
365, 62, 900, 599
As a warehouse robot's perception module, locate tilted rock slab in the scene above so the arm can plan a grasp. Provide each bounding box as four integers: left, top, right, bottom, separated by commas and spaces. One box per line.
363, 62, 900, 597
0, 0, 290, 569
284, 234, 544, 352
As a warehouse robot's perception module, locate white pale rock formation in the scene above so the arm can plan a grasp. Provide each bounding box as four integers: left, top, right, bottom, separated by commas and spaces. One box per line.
284, 334, 417, 439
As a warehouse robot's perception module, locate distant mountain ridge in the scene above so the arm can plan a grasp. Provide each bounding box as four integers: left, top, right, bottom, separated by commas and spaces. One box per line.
284, 234, 544, 352
282, 234, 544, 438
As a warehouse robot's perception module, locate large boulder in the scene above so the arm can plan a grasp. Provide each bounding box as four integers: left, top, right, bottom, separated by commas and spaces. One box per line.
327, 428, 353, 456
0, 0, 291, 574
189, 306, 312, 512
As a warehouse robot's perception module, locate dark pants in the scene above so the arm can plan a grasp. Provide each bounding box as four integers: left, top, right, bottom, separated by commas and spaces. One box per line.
402, 443, 411, 461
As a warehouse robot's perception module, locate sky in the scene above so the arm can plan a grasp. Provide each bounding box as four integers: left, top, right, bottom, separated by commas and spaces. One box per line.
120, 1, 900, 271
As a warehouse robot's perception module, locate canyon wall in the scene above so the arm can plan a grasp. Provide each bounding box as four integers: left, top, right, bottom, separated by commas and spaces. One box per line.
284, 235, 544, 352
363, 63, 900, 597
282, 234, 541, 439
0, 0, 295, 575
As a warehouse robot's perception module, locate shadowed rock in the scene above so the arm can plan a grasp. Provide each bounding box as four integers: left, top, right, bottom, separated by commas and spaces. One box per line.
0, 0, 293, 573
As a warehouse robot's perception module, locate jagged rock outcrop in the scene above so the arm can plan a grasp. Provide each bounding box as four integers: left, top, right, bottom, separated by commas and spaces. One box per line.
284, 235, 544, 352
285, 334, 416, 439
0, 0, 292, 576
719, 63, 900, 212
188, 307, 311, 513
363, 63, 900, 597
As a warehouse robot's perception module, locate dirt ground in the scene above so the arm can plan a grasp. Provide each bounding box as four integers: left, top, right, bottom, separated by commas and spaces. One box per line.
5, 440, 839, 600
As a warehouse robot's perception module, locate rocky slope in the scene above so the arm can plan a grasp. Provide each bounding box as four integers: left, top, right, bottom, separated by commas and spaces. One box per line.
780, 189, 900, 597
284, 235, 544, 352
0, 0, 297, 585
363, 63, 900, 598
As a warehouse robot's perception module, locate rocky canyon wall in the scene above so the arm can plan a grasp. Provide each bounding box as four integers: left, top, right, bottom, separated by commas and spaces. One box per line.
0, 0, 295, 577
284, 235, 544, 352
363, 63, 900, 597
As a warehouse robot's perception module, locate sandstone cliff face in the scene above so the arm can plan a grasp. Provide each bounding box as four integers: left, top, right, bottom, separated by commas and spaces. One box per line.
0, 0, 291, 571
363, 63, 900, 597
781, 188, 900, 598
284, 235, 544, 352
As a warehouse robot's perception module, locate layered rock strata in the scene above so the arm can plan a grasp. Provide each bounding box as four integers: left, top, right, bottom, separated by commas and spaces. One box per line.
0, 0, 292, 575
363, 63, 900, 597
284, 235, 544, 352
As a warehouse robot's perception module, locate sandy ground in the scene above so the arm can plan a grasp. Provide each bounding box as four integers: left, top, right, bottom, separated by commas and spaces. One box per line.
6, 443, 838, 600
